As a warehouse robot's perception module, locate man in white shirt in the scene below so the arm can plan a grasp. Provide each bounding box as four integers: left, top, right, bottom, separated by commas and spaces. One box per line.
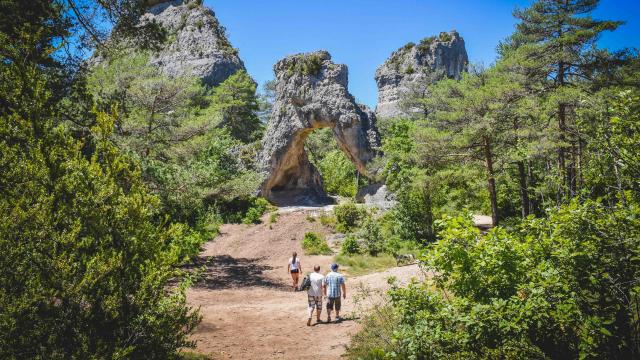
307, 265, 325, 326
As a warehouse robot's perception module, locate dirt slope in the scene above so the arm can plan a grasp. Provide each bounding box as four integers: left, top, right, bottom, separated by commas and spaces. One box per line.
186, 210, 423, 359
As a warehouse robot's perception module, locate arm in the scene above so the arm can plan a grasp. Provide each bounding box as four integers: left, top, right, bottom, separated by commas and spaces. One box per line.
341, 283, 346, 299
287, 262, 290, 274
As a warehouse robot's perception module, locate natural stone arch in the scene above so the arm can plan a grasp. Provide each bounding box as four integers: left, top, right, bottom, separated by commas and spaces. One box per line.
258, 51, 380, 205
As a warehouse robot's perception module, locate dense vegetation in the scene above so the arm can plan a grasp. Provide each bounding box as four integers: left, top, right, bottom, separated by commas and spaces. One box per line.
1, 0, 638, 359
0, 0, 265, 358
349, 0, 640, 359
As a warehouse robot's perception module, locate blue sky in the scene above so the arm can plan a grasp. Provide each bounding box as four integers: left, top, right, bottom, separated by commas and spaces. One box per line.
207, 0, 640, 108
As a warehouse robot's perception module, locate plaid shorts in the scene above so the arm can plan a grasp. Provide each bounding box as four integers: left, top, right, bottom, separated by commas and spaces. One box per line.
326, 297, 341, 311
308, 295, 322, 310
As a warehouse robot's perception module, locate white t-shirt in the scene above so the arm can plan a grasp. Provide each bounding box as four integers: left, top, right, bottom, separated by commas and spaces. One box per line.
308, 272, 325, 297
289, 257, 300, 271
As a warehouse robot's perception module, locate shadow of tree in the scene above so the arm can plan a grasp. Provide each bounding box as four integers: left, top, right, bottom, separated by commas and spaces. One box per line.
182, 255, 289, 291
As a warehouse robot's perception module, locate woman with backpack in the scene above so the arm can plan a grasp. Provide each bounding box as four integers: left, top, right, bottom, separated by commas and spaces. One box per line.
287, 252, 302, 291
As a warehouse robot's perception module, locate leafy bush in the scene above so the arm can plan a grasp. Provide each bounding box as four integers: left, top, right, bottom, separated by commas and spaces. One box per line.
394, 187, 435, 244
334, 202, 366, 232
319, 211, 337, 228
242, 197, 270, 224
341, 235, 362, 255
269, 211, 279, 224
302, 232, 332, 255
316, 150, 359, 197
349, 200, 640, 359
359, 216, 384, 256
286, 53, 324, 77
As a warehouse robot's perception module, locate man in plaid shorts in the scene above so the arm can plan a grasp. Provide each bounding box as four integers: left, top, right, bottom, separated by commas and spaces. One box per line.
323, 263, 346, 322
306, 265, 325, 326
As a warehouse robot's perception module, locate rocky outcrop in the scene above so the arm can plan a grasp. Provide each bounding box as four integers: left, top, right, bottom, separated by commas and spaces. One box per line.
258, 51, 381, 205
375, 30, 468, 119
356, 184, 397, 210
140, 0, 245, 86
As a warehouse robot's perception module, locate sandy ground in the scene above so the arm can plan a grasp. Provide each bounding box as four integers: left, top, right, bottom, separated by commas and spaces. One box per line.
186, 211, 424, 359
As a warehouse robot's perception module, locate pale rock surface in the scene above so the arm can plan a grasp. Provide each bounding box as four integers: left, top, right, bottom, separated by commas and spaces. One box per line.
258, 51, 381, 205
140, 0, 245, 86
375, 30, 468, 119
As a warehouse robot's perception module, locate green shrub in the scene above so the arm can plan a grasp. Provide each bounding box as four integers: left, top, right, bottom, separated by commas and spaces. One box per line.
319, 211, 337, 228
302, 232, 332, 255
334, 202, 365, 232
360, 216, 384, 256
269, 211, 279, 224
195, 19, 204, 30
242, 197, 270, 224
349, 200, 640, 359
341, 235, 361, 255
286, 53, 324, 77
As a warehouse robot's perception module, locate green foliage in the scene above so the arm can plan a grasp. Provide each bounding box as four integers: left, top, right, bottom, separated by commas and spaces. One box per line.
210, 70, 263, 143
269, 211, 279, 224
88, 54, 262, 225
0, 109, 200, 358
334, 202, 366, 233
286, 53, 324, 77
306, 128, 364, 197
341, 235, 362, 255
333, 253, 398, 277
351, 200, 640, 359
302, 232, 332, 255
0, 4, 200, 356
393, 186, 435, 244
242, 197, 270, 224
404, 64, 414, 74
416, 36, 436, 53
359, 216, 384, 256
319, 211, 337, 228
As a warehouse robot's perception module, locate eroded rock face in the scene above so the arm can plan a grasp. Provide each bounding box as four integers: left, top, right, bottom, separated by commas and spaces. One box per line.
375, 30, 468, 119
141, 0, 245, 86
258, 51, 380, 205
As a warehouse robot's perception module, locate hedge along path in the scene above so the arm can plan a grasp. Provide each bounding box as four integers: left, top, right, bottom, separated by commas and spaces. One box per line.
185, 210, 423, 359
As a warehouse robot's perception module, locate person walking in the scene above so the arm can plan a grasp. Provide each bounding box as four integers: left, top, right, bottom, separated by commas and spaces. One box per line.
323, 263, 346, 323
306, 265, 325, 326
287, 252, 301, 291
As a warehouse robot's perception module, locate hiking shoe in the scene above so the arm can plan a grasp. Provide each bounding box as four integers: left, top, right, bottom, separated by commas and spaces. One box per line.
336, 316, 343, 322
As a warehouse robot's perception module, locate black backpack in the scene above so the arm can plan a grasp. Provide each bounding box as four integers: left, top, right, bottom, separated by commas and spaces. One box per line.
300, 273, 311, 291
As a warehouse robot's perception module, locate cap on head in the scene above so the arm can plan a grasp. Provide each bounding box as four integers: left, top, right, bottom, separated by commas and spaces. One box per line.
331, 263, 339, 271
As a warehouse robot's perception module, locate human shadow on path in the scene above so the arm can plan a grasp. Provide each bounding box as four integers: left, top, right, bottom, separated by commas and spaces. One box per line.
183, 255, 289, 291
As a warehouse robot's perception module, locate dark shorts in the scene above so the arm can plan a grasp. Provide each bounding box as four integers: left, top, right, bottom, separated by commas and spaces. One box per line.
290, 269, 299, 274
326, 297, 341, 311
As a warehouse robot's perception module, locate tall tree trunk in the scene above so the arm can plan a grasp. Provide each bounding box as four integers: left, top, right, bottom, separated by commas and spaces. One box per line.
557, 59, 570, 203
517, 161, 530, 218
527, 159, 537, 215
483, 135, 499, 227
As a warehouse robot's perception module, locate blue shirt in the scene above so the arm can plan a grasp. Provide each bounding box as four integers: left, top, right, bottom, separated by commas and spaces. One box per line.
323, 271, 345, 298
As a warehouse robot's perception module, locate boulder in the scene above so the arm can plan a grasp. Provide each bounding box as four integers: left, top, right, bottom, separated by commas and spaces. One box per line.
258, 51, 381, 205
375, 30, 468, 119
356, 183, 397, 210
140, 0, 245, 86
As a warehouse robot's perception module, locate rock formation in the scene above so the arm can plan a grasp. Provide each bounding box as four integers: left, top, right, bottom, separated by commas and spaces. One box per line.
375, 30, 468, 119
258, 51, 381, 205
140, 0, 245, 86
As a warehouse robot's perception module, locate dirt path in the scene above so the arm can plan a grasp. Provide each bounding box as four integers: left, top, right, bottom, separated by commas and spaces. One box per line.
186, 211, 424, 359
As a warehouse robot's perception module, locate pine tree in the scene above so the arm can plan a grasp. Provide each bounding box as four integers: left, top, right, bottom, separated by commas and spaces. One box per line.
510, 0, 622, 200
